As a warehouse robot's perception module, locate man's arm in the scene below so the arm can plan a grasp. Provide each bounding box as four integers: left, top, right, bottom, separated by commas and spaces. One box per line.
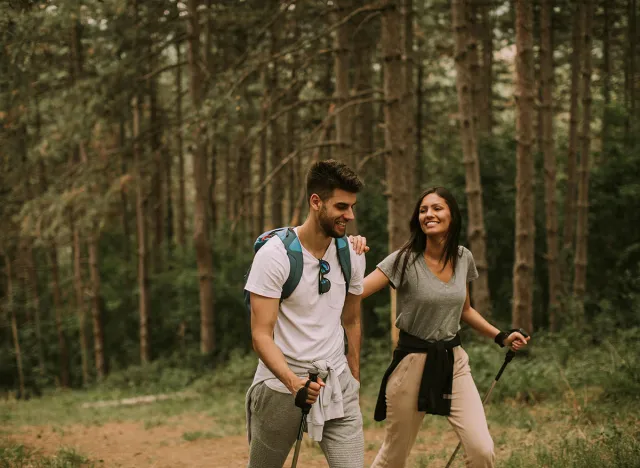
341, 292, 362, 381
250, 293, 323, 403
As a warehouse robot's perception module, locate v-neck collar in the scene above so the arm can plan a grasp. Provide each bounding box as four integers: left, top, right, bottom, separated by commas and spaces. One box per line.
420, 254, 454, 285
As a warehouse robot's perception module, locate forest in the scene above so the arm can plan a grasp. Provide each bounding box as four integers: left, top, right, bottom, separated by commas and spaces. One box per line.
1, 0, 639, 467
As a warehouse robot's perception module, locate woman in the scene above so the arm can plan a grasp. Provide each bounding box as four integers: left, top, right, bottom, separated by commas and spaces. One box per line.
352, 187, 529, 468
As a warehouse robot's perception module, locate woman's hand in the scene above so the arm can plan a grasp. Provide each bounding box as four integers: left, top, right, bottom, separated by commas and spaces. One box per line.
348, 235, 369, 254
503, 331, 530, 351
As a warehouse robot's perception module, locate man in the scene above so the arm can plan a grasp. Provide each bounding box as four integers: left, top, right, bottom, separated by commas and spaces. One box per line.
245, 159, 366, 468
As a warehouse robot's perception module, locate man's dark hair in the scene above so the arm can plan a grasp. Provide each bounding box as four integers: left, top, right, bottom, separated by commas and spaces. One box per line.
306, 159, 363, 203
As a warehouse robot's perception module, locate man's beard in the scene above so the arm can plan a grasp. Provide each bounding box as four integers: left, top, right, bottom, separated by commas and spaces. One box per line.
319, 206, 344, 238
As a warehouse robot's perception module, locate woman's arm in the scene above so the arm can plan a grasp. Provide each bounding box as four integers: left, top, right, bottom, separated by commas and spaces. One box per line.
460, 286, 529, 351
362, 268, 390, 299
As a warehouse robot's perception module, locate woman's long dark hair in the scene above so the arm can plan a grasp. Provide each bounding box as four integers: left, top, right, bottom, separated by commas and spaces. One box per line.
391, 187, 462, 287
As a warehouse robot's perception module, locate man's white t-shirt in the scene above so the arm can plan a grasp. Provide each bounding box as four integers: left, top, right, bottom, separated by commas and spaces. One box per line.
245, 228, 366, 364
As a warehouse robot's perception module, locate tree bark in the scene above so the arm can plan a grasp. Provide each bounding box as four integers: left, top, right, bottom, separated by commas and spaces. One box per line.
572, 0, 594, 320
72, 222, 90, 385
540, 0, 560, 331
452, 0, 492, 317
333, 1, 353, 166
4, 254, 25, 398
601, 0, 612, 150
478, 0, 494, 135
133, 95, 150, 364
175, 43, 187, 248
119, 119, 131, 262
24, 242, 45, 374
87, 235, 106, 379
150, 76, 164, 273
270, 14, 284, 228
624, 0, 637, 144
256, 66, 268, 234
383, 0, 416, 346
187, 0, 215, 354
561, 2, 582, 265
512, 0, 536, 333
49, 246, 70, 387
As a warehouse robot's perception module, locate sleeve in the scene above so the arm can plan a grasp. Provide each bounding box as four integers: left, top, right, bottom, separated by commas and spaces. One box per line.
244, 238, 290, 299
464, 247, 479, 282
348, 243, 366, 295
377, 250, 402, 289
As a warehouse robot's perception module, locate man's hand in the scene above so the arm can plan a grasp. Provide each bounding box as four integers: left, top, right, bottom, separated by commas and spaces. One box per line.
348, 235, 369, 254
289, 377, 325, 406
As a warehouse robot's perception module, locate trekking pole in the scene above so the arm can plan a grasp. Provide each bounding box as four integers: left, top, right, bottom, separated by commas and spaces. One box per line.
291, 372, 318, 468
444, 329, 529, 468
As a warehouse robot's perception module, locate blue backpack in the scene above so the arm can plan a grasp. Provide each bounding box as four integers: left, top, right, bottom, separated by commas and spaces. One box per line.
243, 227, 352, 315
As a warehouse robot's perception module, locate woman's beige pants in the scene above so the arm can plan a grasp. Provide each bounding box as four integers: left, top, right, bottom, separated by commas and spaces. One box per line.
371, 347, 495, 468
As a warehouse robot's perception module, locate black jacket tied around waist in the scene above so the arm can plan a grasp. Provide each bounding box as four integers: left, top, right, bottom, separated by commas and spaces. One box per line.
374, 331, 461, 421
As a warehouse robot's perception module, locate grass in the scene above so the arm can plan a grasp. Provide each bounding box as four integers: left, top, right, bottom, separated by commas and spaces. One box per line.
0, 443, 93, 467
2, 329, 639, 467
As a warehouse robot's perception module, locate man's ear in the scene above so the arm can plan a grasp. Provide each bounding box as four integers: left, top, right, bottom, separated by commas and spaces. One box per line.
309, 193, 322, 212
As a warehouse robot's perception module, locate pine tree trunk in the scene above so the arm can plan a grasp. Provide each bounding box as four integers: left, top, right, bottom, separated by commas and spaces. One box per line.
333, 1, 352, 166
119, 119, 131, 262
562, 3, 582, 266
72, 222, 90, 385
175, 43, 186, 248
4, 254, 26, 398
573, 0, 594, 320
87, 236, 105, 378
466, 0, 481, 131
383, 0, 416, 345
540, 0, 560, 331
452, 0, 492, 316
49, 246, 70, 387
270, 16, 284, 228
188, 0, 215, 354
150, 77, 164, 273
133, 95, 150, 364
257, 66, 268, 233
602, 0, 612, 150
478, 0, 494, 135
24, 244, 45, 374
287, 21, 298, 224
512, 0, 535, 333
624, 0, 637, 143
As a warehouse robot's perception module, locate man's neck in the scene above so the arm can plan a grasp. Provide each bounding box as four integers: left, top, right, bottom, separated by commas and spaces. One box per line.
297, 219, 332, 259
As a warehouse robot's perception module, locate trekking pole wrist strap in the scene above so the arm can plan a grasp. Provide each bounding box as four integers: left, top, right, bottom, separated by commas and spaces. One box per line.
494, 330, 513, 347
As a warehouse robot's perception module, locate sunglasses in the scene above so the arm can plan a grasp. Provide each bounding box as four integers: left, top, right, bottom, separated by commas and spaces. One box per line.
318, 259, 331, 295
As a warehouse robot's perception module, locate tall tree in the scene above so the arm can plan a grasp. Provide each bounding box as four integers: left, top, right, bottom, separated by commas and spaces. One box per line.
561, 2, 583, 272
573, 0, 595, 319
601, 0, 613, 150
452, 0, 492, 316
187, 0, 215, 354
540, 0, 560, 331
3, 253, 25, 398
175, 42, 187, 248
512, 0, 535, 333
382, 0, 416, 345
478, 0, 494, 135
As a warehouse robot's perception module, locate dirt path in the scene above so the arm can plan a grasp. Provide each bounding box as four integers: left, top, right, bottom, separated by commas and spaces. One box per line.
9, 415, 464, 467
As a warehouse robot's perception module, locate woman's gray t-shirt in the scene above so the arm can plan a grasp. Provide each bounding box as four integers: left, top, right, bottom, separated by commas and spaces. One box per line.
377, 246, 479, 342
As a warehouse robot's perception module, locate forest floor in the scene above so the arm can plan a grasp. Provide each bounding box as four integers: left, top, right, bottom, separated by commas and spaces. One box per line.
2, 386, 638, 468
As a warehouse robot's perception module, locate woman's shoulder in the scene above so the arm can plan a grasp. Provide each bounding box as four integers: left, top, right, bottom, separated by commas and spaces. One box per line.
457, 245, 474, 260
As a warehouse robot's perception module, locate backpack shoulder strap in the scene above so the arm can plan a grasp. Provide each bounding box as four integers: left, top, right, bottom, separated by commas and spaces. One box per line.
335, 235, 352, 293
279, 228, 303, 300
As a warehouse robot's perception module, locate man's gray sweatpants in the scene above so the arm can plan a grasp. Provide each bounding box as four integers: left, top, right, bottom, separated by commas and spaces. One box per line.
246, 367, 364, 468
